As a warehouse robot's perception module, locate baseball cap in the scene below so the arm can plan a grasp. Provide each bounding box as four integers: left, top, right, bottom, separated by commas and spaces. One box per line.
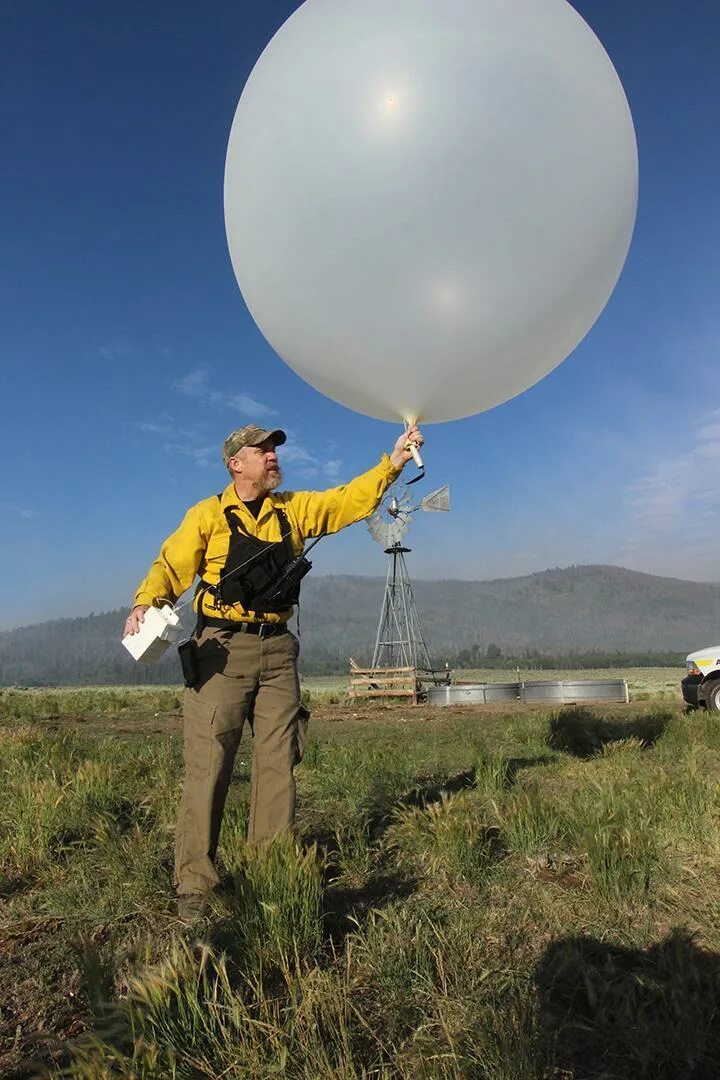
222, 424, 287, 465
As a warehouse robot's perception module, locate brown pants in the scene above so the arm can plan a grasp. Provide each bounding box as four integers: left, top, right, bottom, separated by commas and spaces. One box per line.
174, 625, 306, 897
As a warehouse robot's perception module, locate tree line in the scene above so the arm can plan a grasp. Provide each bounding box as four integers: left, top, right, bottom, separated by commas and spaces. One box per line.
445, 643, 684, 670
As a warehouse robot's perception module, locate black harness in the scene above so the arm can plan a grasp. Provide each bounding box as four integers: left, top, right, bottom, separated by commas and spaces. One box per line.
198, 501, 304, 618
217, 504, 297, 613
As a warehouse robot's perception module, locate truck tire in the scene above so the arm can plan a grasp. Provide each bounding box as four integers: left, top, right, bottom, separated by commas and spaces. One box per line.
706, 681, 720, 712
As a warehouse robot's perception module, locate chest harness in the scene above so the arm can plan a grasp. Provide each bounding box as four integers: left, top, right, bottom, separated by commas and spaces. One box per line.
197, 501, 319, 619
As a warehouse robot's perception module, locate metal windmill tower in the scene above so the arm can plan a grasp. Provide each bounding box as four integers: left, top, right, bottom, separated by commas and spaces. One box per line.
366, 482, 450, 671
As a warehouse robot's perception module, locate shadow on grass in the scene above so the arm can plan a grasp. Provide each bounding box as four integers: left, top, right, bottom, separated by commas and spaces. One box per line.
536, 929, 720, 1079
367, 754, 558, 837
302, 768, 478, 854
0, 872, 36, 902
547, 706, 672, 758
322, 869, 419, 950
406, 755, 557, 804
301, 772, 477, 950
305, 755, 560, 944
396, 768, 477, 809
503, 755, 557, 787
306, 760, 554, 949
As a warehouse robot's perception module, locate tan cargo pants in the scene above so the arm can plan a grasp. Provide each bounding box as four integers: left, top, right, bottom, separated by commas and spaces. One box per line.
174, 625, 307, 897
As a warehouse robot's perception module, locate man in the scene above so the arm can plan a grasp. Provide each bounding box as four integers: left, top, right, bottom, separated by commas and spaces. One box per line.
124, 422, 424, 919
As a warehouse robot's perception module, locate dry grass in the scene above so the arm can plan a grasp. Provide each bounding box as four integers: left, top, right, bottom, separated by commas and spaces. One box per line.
1, 688, 718, 1078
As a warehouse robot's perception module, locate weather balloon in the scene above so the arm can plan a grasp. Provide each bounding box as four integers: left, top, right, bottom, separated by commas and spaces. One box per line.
224, 0, 638, 424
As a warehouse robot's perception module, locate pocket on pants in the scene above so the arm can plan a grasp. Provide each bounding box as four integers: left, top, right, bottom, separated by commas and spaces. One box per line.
184, 693, 246, 732
294, 703, 310, 765
182, 695, 216, 772
183, 694, 216, 726
212, 701, 247, 734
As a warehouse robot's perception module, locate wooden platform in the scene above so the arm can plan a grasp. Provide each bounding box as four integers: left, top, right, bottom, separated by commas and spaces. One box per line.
348, 660, 417, 702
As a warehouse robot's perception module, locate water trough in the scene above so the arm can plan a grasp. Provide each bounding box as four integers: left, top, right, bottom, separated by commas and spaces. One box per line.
427, 679, 629, 707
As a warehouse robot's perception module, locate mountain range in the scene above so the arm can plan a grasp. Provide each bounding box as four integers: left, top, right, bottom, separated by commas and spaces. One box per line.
1, 565, 717, 686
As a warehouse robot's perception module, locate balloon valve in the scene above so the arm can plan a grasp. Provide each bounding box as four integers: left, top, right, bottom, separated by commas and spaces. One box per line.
402, 419, 424, 484
403, 418, 424, 470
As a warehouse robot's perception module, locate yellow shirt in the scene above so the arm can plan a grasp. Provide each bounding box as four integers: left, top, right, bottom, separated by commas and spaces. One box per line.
133, 454, 401, 624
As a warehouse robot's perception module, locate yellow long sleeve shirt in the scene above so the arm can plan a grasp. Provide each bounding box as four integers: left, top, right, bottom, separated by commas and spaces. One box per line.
133, 454, 401, 624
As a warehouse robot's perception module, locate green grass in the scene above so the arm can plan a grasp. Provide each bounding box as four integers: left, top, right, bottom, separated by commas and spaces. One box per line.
0, 666, 684, 721
2, 696, 720, 1077
0, 686, 184, 722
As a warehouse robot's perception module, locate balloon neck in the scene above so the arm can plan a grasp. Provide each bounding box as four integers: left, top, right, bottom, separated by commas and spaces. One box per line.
402, 417, 425, 479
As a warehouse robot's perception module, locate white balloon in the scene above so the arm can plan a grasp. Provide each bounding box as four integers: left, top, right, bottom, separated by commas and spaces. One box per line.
225, 0, 637, 424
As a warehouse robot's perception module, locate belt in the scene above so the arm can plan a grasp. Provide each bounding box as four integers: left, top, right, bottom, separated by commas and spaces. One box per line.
202, 616, 288, 638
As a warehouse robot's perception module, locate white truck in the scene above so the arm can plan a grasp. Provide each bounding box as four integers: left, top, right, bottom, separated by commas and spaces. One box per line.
682, 646, 720, 711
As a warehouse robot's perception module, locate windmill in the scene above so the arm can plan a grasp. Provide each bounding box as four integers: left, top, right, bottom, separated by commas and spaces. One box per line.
366, 482, 450, 672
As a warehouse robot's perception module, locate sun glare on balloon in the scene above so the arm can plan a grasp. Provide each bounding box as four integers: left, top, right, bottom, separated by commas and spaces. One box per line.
379, 87, 408, 118
431, 280, 464, 316
363, 86, 410, 135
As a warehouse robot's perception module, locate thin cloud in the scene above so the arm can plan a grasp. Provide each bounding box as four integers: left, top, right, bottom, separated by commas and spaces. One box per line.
278, 438, 346, 483
225, 393, 277, 416
280, 444, 318, 465
617, 407, 720, 580
98, 340, 134, 360
129, 401, 344, 484
127, 408, 221, 469
175, 369, 208, 395
163, 440, 217, 468
131, 420, 176, 436
324, 458, 343, 480
626, 407, 720, 529
174, 368, 276, 419
0, 501, 38, 521
280, 440, 321, 479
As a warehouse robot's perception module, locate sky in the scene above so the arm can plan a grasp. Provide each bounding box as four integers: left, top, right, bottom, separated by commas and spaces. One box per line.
1, 0, 719, 630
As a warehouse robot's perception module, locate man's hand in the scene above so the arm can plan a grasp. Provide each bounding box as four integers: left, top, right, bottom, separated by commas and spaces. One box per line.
124, 605, 149, 637
389, 425, 424, 469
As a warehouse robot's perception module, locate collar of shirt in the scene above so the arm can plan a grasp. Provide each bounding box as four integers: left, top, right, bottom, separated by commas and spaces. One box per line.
219, 482, 288, 530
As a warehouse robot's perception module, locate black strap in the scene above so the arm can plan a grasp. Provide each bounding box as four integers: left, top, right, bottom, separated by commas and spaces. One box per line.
194, 500, 297, 630
276, 507, 296, 562
223, 501, 295, 548
193, 579, 212, 638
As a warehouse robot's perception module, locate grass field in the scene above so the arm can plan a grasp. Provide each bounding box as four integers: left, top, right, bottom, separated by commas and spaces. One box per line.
2, 672, 719, 1078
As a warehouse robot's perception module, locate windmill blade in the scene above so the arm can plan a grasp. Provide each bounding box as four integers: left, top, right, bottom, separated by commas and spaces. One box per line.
420, 484, 450, 513
367, 482, 414, 546
367, 511, 410, 547
389, 516, 411, 544
367, 513, 390, 545
367, 480, 447, 547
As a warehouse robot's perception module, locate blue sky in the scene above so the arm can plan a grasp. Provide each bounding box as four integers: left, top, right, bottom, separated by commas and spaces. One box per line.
1, 0, 718, 630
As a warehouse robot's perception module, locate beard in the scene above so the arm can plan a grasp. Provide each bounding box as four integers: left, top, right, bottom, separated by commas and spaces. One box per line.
262, 466, 283, 493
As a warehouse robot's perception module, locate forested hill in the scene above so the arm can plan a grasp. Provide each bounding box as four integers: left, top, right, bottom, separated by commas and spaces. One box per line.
1, 565, 718, 685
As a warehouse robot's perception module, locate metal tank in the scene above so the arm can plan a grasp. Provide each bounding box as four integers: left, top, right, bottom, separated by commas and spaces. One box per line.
483, 682, 523, 703
427, 684, 488, 706
427, 679, 629, 707
426, 682, 521, 705
521, 680, 628, 704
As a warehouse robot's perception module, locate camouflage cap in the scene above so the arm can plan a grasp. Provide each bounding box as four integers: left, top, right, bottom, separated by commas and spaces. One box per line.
222, 424, 287, 466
